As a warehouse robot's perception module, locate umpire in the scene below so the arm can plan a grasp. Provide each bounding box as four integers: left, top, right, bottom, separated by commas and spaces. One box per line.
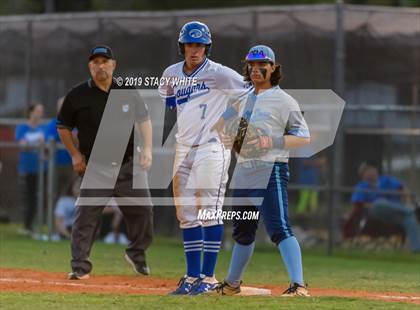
57, 45, 153, 279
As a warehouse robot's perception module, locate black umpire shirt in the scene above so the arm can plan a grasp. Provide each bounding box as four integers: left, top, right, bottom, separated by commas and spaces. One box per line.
57, 78, 149, 163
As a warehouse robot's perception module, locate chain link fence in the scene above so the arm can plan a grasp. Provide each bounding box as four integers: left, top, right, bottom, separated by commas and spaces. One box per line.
0, 5, 419, 251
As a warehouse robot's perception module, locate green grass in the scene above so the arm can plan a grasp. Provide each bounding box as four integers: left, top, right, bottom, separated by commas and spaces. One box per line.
1, 224, 419, 309
1, 293, 419, 310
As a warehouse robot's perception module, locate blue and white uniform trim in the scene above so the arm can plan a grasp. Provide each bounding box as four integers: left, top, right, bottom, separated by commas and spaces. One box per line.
183, 58, 209, 77
184, 240, 203, 252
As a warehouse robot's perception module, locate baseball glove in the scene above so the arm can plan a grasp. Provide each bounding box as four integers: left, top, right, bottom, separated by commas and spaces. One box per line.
225, 117, 272, 158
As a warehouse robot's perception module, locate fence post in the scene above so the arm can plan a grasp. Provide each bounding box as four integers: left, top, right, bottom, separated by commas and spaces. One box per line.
327, 0, 346, 256
36, 143, 45, 237
250, 10, 258, 46
24, 21, 33, 107
47, 139, 56, 241
170, 16, 178, 65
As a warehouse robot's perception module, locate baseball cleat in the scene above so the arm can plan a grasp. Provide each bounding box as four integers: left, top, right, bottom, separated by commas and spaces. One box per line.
281, 283, 310, 297
124, 254, 150, 276
169, 276, 200, 295
212, 280, 241, 295
67, 271, 90, 280
189, 278, 220, 295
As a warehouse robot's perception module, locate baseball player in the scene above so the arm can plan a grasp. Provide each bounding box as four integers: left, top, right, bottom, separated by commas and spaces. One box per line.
214, 45, 311, 296
158, 21, 250, 295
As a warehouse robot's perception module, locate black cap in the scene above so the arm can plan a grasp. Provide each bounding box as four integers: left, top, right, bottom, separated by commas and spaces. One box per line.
89, 45, 114, 61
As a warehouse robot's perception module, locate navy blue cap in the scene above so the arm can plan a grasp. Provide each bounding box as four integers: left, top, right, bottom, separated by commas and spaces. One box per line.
89, 45, 114, 61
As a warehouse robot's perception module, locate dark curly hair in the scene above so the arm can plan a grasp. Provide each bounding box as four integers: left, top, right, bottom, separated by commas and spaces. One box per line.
242, 62, 283, 86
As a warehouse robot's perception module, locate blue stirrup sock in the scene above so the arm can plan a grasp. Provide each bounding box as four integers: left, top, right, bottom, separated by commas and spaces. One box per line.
225, 242, 255, 287
202, 224, 223, 277
278, 236, 304, 285
183, 226, 203, 278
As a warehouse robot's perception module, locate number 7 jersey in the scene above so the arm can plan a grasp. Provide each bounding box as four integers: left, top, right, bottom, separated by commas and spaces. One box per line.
159, 58, 251, 146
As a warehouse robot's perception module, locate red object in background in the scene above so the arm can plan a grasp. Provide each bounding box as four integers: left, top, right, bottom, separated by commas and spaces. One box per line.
0, 125, 16, 142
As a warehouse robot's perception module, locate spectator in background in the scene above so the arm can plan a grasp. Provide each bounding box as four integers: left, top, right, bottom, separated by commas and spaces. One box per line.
349, 162, 420, 253
15, 103, 46, 235
55, 178, 128, 244
101, 205, 129, 245
296, 156, 326, 214
55, 177, 80, 239
45, 97, 75, 203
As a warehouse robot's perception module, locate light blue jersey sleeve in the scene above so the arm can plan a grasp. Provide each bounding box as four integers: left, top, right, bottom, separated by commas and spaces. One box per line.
285, 98, 310, 138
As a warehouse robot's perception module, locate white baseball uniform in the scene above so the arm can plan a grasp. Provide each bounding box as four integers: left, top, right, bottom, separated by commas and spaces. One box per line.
159, 58, 250, 228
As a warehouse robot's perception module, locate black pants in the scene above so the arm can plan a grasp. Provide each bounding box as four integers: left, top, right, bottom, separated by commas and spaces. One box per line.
20, 174, 38, 231
70, 160, 153, 274
71, 204, 153, 274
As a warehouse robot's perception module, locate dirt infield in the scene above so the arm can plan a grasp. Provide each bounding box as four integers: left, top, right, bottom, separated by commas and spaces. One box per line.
1, 268, 419, 304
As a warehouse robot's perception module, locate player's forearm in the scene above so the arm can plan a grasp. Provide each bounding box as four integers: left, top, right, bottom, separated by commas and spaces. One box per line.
137, 119, 153, 149
57, 128, 80, 156
282, 135, 310, 149
18, 139, 31, 151
214, 102, 241, 133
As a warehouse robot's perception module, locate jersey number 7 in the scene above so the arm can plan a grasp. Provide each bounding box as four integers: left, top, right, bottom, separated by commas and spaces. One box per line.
199, 104, 207, 120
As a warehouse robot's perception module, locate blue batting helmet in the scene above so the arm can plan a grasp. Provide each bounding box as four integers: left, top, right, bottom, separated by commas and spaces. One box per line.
178, 21, 212, 56
245, 45, 276, 63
